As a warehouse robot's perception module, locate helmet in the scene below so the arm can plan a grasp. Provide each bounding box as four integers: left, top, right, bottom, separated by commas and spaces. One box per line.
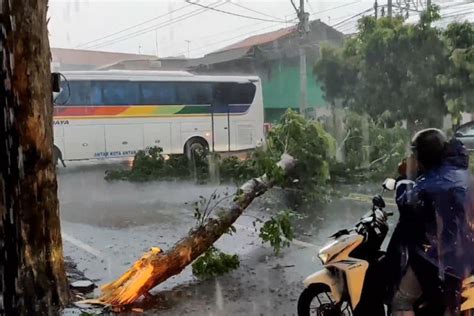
411, 128, 448, 170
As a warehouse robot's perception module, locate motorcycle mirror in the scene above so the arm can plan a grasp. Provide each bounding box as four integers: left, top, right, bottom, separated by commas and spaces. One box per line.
382, 178, 396, 191
372, 194, 386, 209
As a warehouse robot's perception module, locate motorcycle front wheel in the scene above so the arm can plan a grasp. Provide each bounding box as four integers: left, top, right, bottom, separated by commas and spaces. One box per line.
297, 283, 353, 316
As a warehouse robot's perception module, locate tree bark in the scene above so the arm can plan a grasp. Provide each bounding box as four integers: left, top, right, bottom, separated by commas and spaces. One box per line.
0, 1, 69, 314
98, 154, 296, 306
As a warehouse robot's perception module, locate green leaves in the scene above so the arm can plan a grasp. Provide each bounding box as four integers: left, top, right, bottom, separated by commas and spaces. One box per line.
314, 6, 474, 129
191, 247, 240, 280
258, 210, 298, 255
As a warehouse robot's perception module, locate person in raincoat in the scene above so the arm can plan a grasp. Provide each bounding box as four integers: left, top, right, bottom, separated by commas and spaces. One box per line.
387, 128, 473, 316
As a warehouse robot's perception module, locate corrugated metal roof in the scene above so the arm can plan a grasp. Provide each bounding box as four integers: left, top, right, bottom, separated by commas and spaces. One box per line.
51, 48, 156, 67
215, 24, 298, 52
188, 47, 251, 67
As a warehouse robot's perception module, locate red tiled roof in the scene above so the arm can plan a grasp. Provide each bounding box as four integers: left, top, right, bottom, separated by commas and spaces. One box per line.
51, 48, 156, 67
216, 25, 298, 52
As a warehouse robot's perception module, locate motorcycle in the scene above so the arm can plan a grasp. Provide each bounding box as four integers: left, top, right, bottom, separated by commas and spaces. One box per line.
297, 178, 474, 316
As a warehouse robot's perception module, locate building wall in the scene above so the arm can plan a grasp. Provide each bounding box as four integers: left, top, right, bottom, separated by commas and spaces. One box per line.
261, 61, 326, 122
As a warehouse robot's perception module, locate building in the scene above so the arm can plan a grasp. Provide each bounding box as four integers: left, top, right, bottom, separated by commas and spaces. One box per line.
51, 48, 156, 71
189, 20, 345, 122
52, 20, 344, 122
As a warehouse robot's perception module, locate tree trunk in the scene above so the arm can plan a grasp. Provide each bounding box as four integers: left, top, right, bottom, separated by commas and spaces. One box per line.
0, 1, 69, 314
98, 155, 296, 306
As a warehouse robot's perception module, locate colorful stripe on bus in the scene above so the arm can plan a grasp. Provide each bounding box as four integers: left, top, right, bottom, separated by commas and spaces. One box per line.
53, 104, 250, 118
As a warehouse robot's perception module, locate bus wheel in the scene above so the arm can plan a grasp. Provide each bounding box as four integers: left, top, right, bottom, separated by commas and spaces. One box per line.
185, 138, 209, 160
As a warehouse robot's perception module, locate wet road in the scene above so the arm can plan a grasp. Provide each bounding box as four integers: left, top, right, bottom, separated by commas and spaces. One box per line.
59, 162, 396, 315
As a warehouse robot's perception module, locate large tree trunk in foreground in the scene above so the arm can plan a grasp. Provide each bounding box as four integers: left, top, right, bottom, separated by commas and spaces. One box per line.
99, 155, 296, 306
0, 1, 69, 314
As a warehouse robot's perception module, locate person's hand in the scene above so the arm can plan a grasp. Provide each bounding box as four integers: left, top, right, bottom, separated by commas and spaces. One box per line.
398, 156, 419, 180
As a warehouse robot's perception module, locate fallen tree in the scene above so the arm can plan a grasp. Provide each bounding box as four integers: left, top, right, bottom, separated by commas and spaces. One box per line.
98, 154, 296, 306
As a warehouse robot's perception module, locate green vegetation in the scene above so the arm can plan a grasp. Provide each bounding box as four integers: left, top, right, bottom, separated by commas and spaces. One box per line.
106, 110, 334, 201
105, 147, 208, 182
191, 247, 240, 280
314, 6, 474, 129
257, 209, 298, 255
331, 111, 409, 181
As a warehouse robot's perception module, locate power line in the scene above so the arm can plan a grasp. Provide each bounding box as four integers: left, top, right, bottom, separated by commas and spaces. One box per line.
227, 2, 285, 21
85, 1, 224, 50
175, 22, 297, 56
76, 3, 192, 48
313, 0, 362, 16
184, 0, 289, 23
331, 8, 373, 28
441, 9, 474, 19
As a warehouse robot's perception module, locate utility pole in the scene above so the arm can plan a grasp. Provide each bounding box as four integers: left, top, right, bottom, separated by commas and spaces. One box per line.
374, 1, 378, 19
388, 0, 393, 17
292, 0, 310, 117
426, 0, 431, 10
185, 40, 191, 58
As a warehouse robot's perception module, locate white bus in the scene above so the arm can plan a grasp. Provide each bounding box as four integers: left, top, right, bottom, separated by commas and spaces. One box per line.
53, 70, 264, 164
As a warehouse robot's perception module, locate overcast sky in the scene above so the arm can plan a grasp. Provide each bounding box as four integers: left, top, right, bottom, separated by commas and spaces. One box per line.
48, 0, 473, 58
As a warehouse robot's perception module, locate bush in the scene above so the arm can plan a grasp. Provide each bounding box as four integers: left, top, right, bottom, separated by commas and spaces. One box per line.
264, 110, 334, 201
334, 111, 410, 181
105, 147, 209, 182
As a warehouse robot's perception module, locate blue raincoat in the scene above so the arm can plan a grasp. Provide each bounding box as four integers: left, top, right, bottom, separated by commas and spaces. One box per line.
389, 139, 473, 282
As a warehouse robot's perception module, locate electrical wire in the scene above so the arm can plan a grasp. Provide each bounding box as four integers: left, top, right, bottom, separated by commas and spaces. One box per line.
85, 1, 224, 50
184, 0, 289, 23
76, 3, 192, 49
312, 0, 362, 16
331, 8, 373, 28
228, 2, 285, 21
175, 22, 297, 56
441, 10, 474, 19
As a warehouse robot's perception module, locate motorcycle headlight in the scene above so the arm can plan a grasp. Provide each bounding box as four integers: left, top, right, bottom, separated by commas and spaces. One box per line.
318, 252, 329, 264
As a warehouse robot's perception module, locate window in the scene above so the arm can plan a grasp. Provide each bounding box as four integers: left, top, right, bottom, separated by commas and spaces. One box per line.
212, 82, 256, 105
55, 81, 91, 105
140, 82, 212, 105
140, 82, 178, 105
99, 81, 139, 105
176, 82, 212, 105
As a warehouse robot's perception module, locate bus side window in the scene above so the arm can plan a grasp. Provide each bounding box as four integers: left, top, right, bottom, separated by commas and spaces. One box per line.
229, 83, 256, 105
68, 81, 91, 106
90, 81, 103, 105
102, 81, 139, 106
140, 82, 178, 105
177, 82, 211, 105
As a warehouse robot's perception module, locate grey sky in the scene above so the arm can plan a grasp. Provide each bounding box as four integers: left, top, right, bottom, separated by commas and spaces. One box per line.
48, 0, 473, 58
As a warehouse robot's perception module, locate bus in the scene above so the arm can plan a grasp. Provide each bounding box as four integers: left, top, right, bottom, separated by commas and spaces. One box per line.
53, 70, 265, 164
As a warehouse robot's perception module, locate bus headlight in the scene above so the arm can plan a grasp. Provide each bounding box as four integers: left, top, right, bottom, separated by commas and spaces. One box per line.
318, 252, 329, 264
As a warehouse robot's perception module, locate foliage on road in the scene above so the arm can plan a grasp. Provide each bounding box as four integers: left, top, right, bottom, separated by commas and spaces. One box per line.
314, 6, 474, 129
105, 110, 334, 201
189, 191, 297, 278
191, 247, 240, 279
105, 147, 208, 182
257, 209, 298, 255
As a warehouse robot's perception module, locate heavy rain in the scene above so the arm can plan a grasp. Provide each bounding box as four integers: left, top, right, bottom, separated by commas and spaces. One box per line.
0, 0, 473, 316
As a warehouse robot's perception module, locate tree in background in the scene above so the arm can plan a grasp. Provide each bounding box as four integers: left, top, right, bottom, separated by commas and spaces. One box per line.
314, 6, 473, 130
438, 22, 474, 126
0, 1, 69, 314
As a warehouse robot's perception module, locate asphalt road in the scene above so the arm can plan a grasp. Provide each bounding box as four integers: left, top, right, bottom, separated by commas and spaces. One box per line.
58, 162, 396, 315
